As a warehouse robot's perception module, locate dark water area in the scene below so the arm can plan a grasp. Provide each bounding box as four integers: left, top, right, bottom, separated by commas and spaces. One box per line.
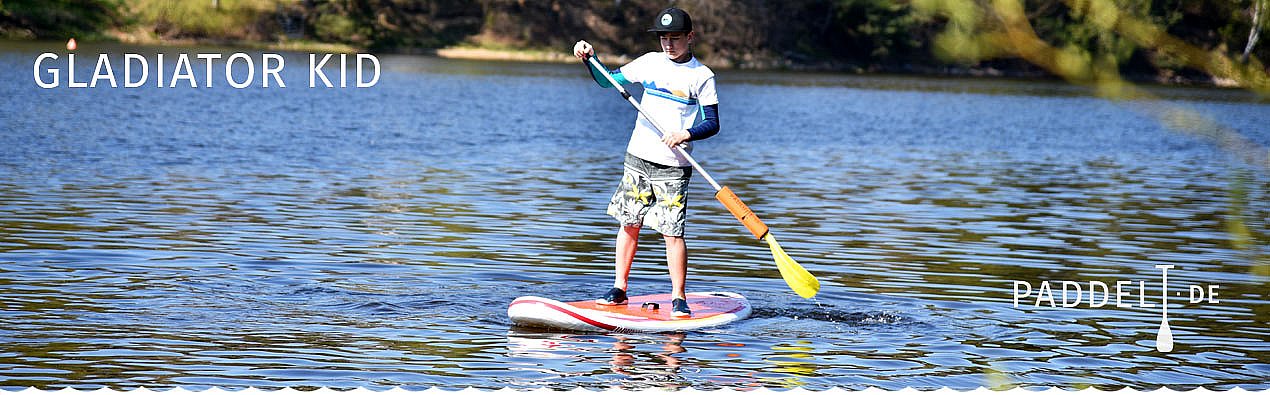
1, 40, 1267, 390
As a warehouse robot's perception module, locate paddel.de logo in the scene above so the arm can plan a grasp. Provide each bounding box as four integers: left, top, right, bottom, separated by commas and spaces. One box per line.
1010, 264, 1222, 352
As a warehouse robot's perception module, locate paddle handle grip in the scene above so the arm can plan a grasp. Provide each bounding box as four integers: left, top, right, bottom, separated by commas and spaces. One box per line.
716, 186, 769, 240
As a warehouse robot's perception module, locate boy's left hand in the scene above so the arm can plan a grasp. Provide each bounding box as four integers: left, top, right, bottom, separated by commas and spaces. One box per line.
662, 130, 690, 148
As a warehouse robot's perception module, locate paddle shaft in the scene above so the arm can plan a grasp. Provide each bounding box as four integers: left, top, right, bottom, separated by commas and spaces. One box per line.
585, 56, 722, 192
586, 55, 770, 240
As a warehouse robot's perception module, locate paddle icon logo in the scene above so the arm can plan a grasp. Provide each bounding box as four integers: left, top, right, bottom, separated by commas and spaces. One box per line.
1010, 264, 1222, 352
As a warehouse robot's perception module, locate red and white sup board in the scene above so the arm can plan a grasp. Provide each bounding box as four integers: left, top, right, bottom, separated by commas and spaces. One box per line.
508, 291, 751, 332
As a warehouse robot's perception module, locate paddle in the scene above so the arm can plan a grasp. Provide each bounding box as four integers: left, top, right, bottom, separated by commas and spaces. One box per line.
584, 55, 820, 299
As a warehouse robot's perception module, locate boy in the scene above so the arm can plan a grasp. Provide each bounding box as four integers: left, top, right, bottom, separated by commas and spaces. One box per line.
572, 7, 720, 317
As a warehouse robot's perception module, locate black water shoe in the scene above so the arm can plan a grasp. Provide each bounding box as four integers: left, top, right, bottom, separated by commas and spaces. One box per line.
671, 298, 691, 317
596, 287, 628, 305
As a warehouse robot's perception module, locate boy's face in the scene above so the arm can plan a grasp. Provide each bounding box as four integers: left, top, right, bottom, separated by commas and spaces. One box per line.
659, 32, 694, 61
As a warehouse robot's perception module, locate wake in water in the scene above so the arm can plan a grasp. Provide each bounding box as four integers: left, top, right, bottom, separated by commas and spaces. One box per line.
749, 306, 911, 326
725, 294, 948, 341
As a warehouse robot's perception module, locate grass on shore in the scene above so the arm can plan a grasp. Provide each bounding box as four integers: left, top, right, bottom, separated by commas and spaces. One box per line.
126, 0, 275, 38
111, 0, 357, 53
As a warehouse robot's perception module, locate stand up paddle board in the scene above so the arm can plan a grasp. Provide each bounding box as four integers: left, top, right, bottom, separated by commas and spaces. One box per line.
508, 291, 751, 332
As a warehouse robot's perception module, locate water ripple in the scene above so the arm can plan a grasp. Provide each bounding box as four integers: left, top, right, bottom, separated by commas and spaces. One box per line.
1, 45, 1267, 390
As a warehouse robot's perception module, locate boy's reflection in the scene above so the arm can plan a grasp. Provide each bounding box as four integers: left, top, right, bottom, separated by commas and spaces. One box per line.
609, 333, 687, 376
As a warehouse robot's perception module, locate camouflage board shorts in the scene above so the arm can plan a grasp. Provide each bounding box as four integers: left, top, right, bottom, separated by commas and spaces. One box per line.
608, 153, 693, 237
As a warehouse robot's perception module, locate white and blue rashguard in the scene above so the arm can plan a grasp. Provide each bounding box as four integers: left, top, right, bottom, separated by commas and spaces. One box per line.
586, 52, 720, 168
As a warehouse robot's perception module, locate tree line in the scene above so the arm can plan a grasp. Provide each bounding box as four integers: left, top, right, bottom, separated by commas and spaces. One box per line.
1, 0, 1265, 83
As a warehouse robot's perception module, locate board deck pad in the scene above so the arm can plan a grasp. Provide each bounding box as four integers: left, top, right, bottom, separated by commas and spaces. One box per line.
508, 291, 751, 333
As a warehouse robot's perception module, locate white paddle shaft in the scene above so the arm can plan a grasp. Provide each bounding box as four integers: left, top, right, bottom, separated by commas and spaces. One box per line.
586, 55, 723, 192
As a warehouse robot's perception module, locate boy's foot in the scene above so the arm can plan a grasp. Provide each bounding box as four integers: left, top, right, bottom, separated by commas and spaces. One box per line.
671, 298, 691, 317
596, 287, 628, 305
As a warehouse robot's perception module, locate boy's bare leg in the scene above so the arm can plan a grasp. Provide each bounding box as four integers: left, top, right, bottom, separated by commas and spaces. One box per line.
614, 225, 641, 290
664, 235, 687, 299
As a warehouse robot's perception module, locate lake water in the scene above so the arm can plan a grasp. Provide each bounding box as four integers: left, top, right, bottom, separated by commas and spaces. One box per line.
1, 41, 1267, 390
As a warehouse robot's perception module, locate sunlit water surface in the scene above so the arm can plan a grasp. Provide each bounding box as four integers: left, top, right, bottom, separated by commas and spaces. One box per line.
1, 41, 1267, 390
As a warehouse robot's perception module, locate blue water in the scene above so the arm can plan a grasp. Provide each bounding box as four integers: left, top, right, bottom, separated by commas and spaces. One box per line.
1, 40, 1268, 390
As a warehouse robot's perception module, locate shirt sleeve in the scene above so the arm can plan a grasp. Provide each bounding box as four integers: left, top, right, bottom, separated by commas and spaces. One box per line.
584, 56, 631, 88
687, 104, 719, 141
618, 53, 653, 86
696, 75, 718, 106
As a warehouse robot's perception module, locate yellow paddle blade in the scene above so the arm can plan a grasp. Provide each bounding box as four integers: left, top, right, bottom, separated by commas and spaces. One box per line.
765, 233, 820, 298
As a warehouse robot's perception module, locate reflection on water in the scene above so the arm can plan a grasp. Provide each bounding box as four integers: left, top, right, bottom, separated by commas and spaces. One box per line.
506, 331, 693, 389
0, 41, 1268, 389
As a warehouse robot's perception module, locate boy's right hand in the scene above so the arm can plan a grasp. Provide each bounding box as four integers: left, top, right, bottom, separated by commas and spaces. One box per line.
573, 40, 594, 59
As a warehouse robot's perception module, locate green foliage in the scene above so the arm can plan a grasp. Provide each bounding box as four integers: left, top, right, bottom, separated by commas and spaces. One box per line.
129, 0, 276, 40
0, 0, 1264, 79
304, 0, 482, 50
832, 0, 930, 64
920, 0, 1267, 80
1071, 0, 1141, 61
311, 11, 367, 43
0, 0, 122, 38
1147, 0, 1266, 68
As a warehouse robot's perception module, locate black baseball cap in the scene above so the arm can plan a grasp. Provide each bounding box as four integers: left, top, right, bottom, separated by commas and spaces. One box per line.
648, 8, 692, 33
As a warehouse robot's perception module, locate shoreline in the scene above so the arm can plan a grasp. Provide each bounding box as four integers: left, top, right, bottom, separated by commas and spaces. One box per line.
105, 30, 361, 54
8, 35, 1256, 91
412, 45, 1252, 90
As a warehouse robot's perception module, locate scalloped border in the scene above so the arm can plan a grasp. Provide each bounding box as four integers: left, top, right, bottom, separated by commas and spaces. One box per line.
3, 386, 1268, 394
